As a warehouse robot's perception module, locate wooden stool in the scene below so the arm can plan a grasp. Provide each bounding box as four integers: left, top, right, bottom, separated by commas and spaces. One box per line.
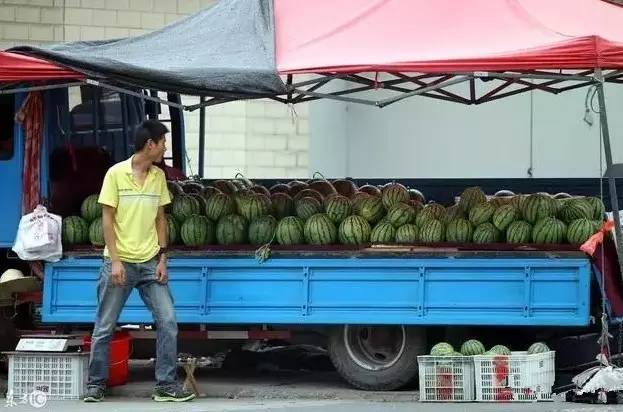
178, 356, 200, 396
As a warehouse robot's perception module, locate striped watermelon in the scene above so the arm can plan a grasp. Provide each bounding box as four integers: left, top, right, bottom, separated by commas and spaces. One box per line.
527, 342, 550, 354
293, 188, 324, 204
584, 196, 606, 220
248, 215, 277, 246
325, 195, 352, 224
386, 203, 416, 227
205, 193, 235, 222
566, 218, 596, 244
358, 196, 386, 224
489, 345, 511, 355
444, 204, 465, 224
189, 194, 208, 215
351, 192, 372, 215
395, 224, 419, 243
271, 192, 294, 219
338, 215, 371, 245
370, 222, 396, 243
201, 185, 222, 199
408, 188, 426, 204
276, 216, 305, 245
492, 204, 518, 231
181, 215, 215, 246
446, 218, 473, 243
430, 342, 454, 356
296, 197, 323, 221
558, 198, 593, 223
419, 219, 445, 243
358, 184, 382, 197
460, 339, 486, 356
172, 195, 201, 223
166, 214, 179, 245
308, 179, 337, 198
458, 187, 487, 212
489, 196, 513, 209
81, 194, 102, 222
468, 202, 495, 226
511, 194, 527, 212
473, 223, 500, 244
332, 179, 358, 198
303, 213, 337, 245
239, 193, 271, 221
167, 180, 184, 197
521, 193, 556, 224
88, 217, 105, 246
415, 203, 446, 227
269, 183, 290, 195
506, 220, 532, 244
62, 216, 88, 245
381, 182, 410, 209
216, 214, 248, 245
532, 217, 567, 244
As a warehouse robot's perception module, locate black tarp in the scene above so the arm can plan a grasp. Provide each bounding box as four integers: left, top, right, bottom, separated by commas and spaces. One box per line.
10, 0, 286, 99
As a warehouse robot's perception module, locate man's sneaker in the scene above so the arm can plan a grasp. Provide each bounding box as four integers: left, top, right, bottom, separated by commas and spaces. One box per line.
152, 387, 196, 402
83, 386, 105, 402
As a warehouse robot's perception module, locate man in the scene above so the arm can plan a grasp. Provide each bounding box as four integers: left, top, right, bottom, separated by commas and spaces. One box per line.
84, 120, 194, 403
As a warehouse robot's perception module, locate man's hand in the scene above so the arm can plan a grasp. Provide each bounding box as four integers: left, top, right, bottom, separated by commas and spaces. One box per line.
111, 260, 126, 286
156, 256, 168, 284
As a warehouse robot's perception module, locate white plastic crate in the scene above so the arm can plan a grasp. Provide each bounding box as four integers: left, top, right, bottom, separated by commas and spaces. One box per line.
472, 351, 555, 402
417, 355, 475, 402
5, 352, 89, 401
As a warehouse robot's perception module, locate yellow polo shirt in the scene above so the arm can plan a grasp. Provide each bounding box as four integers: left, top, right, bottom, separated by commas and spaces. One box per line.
98, 156, 171, 263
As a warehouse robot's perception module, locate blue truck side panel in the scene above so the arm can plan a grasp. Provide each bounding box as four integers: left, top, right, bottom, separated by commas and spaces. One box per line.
43, 256, 591, 326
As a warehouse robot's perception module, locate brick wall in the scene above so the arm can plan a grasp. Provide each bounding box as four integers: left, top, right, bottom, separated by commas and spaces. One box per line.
0, 0, 310, 179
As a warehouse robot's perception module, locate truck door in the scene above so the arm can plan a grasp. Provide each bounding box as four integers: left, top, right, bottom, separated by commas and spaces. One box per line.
0, 94, 23, 248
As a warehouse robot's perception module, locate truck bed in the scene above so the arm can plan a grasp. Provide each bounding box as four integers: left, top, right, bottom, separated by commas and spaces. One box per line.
43, 245, 592, 326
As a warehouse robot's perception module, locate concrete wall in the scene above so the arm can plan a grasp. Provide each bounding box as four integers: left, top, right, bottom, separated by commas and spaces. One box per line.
0, 0, 310, 179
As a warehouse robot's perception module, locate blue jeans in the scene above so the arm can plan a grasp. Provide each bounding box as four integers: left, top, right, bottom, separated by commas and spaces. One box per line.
87, 257, 178, 391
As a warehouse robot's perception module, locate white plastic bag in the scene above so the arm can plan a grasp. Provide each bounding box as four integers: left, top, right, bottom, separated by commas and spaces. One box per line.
12, 205, 62, 262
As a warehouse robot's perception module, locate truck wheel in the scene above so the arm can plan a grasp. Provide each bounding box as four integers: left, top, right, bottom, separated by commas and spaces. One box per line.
328, 325, 426, 391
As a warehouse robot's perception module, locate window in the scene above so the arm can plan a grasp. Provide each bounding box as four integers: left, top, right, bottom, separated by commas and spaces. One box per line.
0, 95, 15, 160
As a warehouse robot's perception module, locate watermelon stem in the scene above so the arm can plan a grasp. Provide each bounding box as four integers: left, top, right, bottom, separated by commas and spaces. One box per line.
254, 233, 276, 264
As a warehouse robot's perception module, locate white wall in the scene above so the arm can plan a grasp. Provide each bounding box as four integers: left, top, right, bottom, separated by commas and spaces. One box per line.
309, 81, 623, 179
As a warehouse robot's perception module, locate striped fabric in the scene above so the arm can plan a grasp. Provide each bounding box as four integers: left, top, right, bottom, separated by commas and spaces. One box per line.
15, 91, 43, 214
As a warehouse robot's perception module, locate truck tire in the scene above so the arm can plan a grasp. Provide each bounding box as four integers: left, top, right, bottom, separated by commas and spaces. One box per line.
328, 325, 426, 391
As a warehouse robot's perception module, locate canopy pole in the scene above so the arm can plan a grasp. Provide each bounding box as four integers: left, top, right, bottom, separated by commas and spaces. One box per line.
595, 71, 623, 274
198, 96, 206, 178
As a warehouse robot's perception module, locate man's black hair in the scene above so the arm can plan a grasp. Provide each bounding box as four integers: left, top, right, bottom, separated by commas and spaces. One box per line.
134, 120, 169, 152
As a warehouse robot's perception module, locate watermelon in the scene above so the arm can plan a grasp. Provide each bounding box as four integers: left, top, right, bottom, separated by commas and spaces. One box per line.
269, 183, 290, 195
566, 218, 595, 244
189, 193, 208, 215
205, 193, 235, 222
468, 202, 495, 226
81, 194, 102, 222
165, 214, 179, 245
521, 193, 556, 224
212, 179, 238, 195
395, 224, 419, 243
419, 219, 445, 243
444, 204, 465, 224
172, 195, 201, 223
308, 180, 337, 198
293, 188, 324, 204
358, 184, 382, 197
271, 192, 294, 219
558, 198, 593, 223
248, 215, 277, 246
506, 220, 532, 244
249, 184, 270, 197
532, 217, 567, 244
88, 217, 104, 246
458, 187, 487, 212
216, 214, 248, 245
473, 223, 500, 244
527, 342, 550, 355
584, 196, 606, 220
430, 342, 454, 356
492, 204, 518, 231
358, 196, 386, 224
370, 222, 396, 243
511, 194, 527, 212
303, 214, 337, 245
167, 180, 184, 197
338, 215, 372, 245
446, 218, 473, 243
351, 192, 372, 215
489, 345, 511, 355
295, 197, 323, 221
386, 203, 416, 227
415, 203, 446, 227
276, 216, 305, 245
489, 196, 513, 209
460, 339, 486, 356
408, 188, 426, 204
182, 181, 203, 194
325, 195, 352, 224
62, 216, 88, 245
331, 179, 358, 198
381, 182, 410, 209
239, 193, 271, 221
180, 215, 214, 246
287, 180, 308, 197
201, 185, 222, 199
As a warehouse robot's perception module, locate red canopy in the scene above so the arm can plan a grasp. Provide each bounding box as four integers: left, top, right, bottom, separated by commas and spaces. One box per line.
275, 0, 623, 74
0, 51, 82, 82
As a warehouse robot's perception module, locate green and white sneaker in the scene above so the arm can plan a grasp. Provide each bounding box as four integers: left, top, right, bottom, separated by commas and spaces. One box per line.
83, 386, 105, 402
152, 387, 196, 402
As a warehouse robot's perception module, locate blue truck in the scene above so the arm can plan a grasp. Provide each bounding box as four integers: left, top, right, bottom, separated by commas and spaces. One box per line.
0, 87, 601, 390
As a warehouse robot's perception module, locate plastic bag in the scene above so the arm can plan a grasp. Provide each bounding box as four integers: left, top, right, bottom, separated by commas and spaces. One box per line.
12, 205, 62, 262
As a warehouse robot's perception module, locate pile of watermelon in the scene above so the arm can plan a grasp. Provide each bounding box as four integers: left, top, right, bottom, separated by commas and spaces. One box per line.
429, 340, 550, 357
60, 178, 607, 251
